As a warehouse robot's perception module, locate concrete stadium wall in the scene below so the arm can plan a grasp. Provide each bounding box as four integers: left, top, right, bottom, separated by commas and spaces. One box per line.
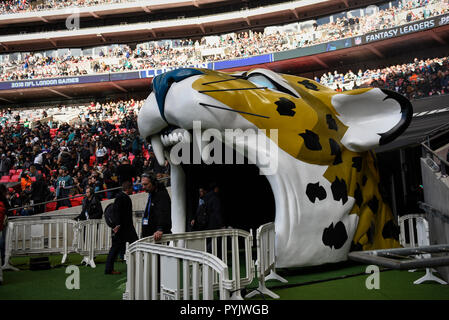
10, 187, 171, 220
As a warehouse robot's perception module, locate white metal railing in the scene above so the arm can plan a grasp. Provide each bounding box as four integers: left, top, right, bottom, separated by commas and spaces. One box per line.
245, 222, 287, 299
1, 218, 78, 270
132, 228, 254, 300
2, 213, 142, 270
398, 214, 447, 285
74, 219, 112, 268
74, 216, 142, 268
124, 242, 235, 300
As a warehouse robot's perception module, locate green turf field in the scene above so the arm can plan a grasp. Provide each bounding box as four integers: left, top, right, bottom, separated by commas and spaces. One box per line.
1, 255, 127, 300
1, 254, 448, 300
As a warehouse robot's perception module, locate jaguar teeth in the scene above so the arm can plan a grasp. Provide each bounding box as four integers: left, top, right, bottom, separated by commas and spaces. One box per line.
159, 131, 186, 148
150, 134, 165, 166
169, 133, 178, 144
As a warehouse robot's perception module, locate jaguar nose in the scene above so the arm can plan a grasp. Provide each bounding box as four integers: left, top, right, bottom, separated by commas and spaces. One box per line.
152, 68, 204, 122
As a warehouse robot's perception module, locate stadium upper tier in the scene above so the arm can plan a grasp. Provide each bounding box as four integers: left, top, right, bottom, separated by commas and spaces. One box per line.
318, 55, 449, 100
0, 0, 247, 15
0, 0, 405, 52
0, 0, 343, 32
0, 0, 312, 36
0, 0, 448, 83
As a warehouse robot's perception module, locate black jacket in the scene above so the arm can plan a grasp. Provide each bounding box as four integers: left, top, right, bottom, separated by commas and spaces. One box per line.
76, 195, 103, 221
117, 164, 137, 185
113, 191, 138, 243
204, 191, 224, 230
30, 176, 49, 202
141, 186, 172, 238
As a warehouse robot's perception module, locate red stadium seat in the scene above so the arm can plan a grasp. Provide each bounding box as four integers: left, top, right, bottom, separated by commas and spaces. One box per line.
10, 175, 19, 182
45, 202, 57, 212
9, 169, 16, 175
30, 176, 36, 182
59, 206, 69, 210
70, 195, 83, 207
1, 176, 10, 182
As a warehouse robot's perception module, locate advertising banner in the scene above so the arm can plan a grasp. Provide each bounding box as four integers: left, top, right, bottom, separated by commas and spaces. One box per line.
110, 71, 140, 81
274, 44, 327, 61
213, 54, 272, 70
360, 13, 449, 45
139, 63, 213, 79
0, 74, 109, 90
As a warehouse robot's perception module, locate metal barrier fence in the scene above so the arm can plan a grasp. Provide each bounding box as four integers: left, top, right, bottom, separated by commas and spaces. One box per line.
245, 222, 287, 299
2, 212, 144, 270
1, 218, 289, 300
126, 228, 255, 300
2, 218, 78, 270
74, 219, 112, 268
73, 214, 143, 268
398, 214, 447, 285
124, 242, 235, 300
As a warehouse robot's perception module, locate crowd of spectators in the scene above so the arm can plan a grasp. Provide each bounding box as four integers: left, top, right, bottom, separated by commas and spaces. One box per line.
317, 55, 449, 100
1, 0, 447, 82
0, 98, 170, 216
0, 0, 132, 14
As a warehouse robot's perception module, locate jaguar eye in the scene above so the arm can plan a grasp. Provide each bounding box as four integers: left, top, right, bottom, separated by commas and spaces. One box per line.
247, 74, 277, 90
247, 73, 299, 98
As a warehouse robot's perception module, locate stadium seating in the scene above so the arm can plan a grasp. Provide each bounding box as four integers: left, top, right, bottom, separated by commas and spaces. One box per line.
45, 202, 57, 212
70, 195, 84, 207
89, 156, 96, 167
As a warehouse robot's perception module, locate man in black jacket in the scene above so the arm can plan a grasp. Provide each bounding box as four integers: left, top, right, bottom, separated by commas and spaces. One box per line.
75, 187, 103, 221
117, 157, 137, 185
204, 182, 224, 230
141, 172, 171, 240
105, 181, 138, 275
29, 171, 49, 215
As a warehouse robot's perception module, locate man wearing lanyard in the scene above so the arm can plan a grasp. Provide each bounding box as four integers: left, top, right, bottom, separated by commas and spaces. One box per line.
141, 172, 171, 240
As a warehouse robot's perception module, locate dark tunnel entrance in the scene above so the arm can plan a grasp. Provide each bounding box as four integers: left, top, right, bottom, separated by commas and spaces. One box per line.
182, 162, 276, 232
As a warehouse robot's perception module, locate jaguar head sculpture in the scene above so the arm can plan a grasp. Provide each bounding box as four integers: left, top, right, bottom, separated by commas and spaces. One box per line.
138, 67, 412, 268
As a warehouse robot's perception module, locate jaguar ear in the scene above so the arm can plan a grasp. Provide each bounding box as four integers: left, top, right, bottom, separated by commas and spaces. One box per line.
331, 88, 413, 152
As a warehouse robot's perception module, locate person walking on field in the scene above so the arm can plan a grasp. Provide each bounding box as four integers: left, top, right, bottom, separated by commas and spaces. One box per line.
104, 181, 138, 275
